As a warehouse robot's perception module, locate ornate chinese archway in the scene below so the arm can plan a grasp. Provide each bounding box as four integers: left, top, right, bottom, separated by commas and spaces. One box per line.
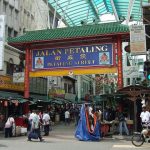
8, 22, 129, 98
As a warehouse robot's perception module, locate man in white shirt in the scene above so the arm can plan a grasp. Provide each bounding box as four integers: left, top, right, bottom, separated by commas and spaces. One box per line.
140, 106, 150, 124
29, 111, 36, 121
28, 110, 36, 131
42, 111, 50, 136
65, 110, 70, 125
28, 110, 44, 142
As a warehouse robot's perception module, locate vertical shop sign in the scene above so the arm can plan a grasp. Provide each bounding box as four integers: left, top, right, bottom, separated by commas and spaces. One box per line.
0, 15, 5, 70
130, 25, 146, 55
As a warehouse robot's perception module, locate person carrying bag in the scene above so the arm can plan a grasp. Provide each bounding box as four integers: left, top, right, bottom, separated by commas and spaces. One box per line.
4, 115, 15, 138
28, 110, 44, 142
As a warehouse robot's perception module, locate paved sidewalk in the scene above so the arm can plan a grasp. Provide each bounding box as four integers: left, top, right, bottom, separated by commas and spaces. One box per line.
0, 123, 150, 150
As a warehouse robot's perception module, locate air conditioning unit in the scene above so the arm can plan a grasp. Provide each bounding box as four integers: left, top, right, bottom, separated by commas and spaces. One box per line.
53, 81, 57, 85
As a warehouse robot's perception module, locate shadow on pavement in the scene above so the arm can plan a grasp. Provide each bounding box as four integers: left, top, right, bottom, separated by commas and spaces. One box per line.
0, 144, 7, 147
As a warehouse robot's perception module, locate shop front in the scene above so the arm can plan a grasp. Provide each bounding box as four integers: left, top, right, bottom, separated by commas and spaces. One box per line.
0, 75, 29, 134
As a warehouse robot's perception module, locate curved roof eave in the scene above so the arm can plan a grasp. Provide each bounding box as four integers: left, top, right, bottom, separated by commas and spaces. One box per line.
8, 22, 129, 49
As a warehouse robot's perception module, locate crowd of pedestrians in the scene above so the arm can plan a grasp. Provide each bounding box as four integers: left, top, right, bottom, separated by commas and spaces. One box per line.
1, 103, 149, 142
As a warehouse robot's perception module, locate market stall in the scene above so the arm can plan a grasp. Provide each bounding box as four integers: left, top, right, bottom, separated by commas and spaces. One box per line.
93, 93, 134, 136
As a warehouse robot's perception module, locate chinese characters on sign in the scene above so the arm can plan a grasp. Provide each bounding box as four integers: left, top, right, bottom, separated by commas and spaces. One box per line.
32, 44, 113, 70
130, 25, 146, 55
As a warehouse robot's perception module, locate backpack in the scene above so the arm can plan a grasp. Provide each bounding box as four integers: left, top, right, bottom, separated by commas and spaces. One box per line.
118, 113, 125, 121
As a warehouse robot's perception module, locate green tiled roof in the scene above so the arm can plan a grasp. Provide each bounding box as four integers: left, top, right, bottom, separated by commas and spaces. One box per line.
8, 22, 129, 44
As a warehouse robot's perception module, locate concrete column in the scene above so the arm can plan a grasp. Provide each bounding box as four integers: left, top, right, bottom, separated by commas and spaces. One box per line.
77, 76, 81, 101
0, 0, 3, 14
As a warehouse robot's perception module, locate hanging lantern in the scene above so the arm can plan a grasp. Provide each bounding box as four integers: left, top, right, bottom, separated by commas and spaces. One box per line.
15, 101, 19, 106
4, 101, 8, 107
124, 45, 130, 53
11, 100, 19, 106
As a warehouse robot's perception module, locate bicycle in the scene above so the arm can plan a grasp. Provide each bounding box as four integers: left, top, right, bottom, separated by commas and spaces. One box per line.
131, 123, 150, 147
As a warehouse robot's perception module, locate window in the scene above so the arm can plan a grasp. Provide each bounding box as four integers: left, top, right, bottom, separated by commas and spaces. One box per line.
14, 31, 18, 37
64, 83, 67, 93
24, 8, 27, 14
6, 62, 14, 75
68, 84, 72, 93
49, 11, 53, 28
9, 6, 13, 16
30, 77, 47, 94
15, 9, 18, 20
8, 27, 13, 37
31, 14, 34, 20
3, 2, 7, 13
49, 12, 59, 28
127, 78, 130, 85
54, 18, 59, 28
6, 63, 20, 75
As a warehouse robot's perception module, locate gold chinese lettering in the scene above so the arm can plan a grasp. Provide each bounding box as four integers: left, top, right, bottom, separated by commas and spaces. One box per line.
67, 55, 73, 60
80, 54, 86, 59
55, 56, 61, 60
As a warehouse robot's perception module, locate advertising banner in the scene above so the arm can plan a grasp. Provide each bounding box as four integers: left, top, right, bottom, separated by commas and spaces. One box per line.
0, 75, 24, 91
32, 44, 113, 70
0, 15, 5, 70
13, 72, 24, 83
130, 25, 146, 55
48, 88, 65, 98
123, 66, 139, 78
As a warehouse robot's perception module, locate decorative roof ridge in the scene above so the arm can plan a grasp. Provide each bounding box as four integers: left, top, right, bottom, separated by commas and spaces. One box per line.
8, 21, 129, 46
24, 21, 128, 34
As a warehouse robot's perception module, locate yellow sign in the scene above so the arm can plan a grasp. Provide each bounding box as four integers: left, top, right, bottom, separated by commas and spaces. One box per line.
0, 75, 24, 91
30, 67, 117, 77
48, 88, 65, 98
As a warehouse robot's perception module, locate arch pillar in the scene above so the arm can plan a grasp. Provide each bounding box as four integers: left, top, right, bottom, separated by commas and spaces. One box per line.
117, 35, 123, 89
24, 46, 30, 98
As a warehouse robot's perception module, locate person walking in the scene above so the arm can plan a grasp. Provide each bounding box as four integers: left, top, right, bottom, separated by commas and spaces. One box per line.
28, 110, 36, 132
4, 115, 15, 138
42, 111, 50, 136
28, 110, 44, 142
65, 110, 70, 125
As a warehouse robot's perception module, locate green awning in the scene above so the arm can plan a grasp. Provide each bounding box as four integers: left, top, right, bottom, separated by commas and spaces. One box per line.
0, 91, 29, 103
17, 98, 28, 103
50, 97, 71, 105
51, 100, 64, 105
0, 91, 20, 99
30, 94, 50, 103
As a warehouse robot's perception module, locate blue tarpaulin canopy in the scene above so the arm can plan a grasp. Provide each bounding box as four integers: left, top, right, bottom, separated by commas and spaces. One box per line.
75, 104, 101, 141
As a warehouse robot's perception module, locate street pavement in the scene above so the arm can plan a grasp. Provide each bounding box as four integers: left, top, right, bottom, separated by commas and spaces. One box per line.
0, 123, 150, 150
